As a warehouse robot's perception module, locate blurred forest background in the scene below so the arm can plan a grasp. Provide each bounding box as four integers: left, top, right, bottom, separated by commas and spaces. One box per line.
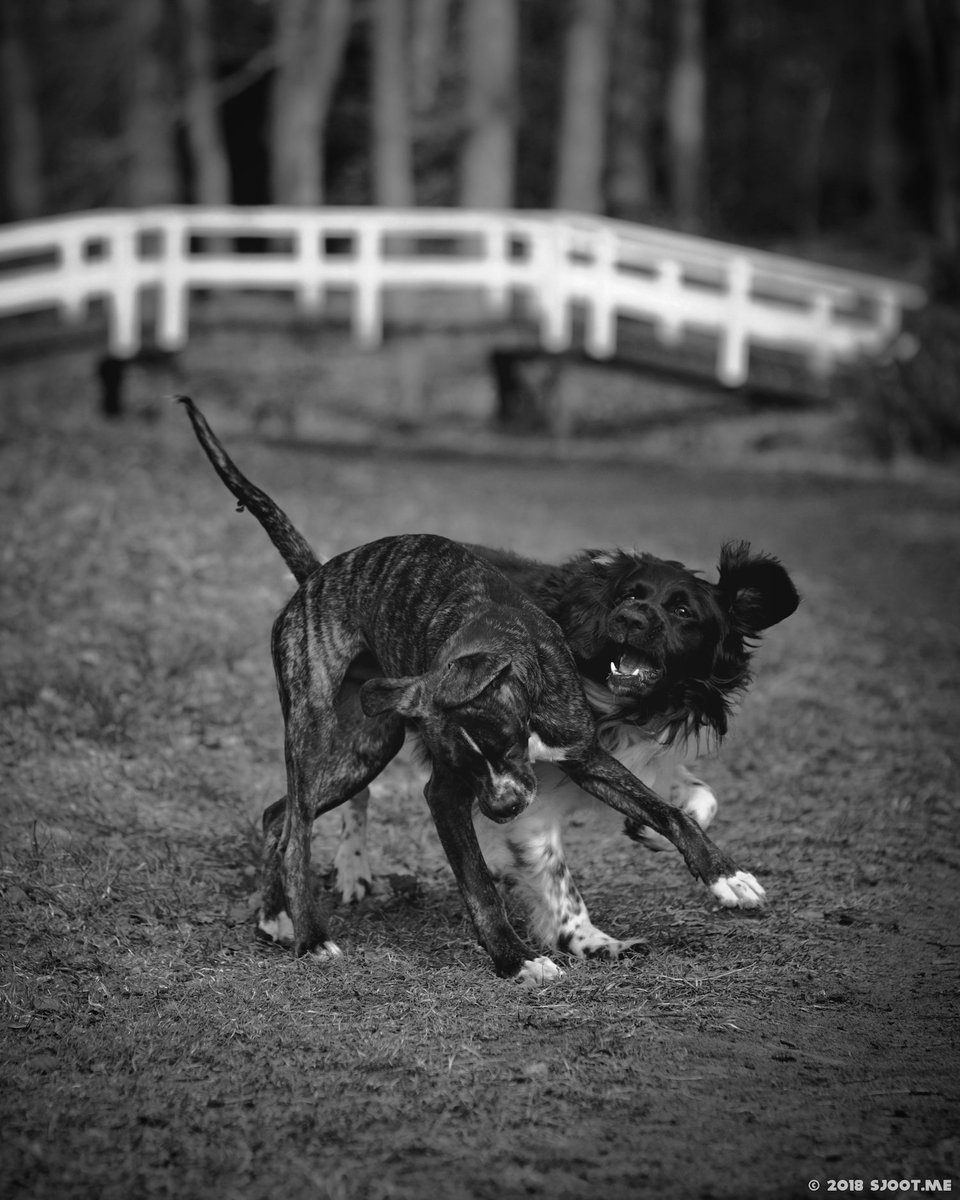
2, 0, 959, 270
3, 0, 960, 460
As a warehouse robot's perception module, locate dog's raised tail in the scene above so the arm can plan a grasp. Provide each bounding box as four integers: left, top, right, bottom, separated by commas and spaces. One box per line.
177, 395, 319, 584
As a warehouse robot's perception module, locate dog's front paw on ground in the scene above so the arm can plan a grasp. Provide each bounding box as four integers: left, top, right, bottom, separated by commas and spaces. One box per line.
710, 871, 766, 909
333, 846, 373, 904
584, 935, 649, 961
514, 956, 563, 987
561, 928, 649, 961
257, 909, 295, 945
310, 940, 343, 961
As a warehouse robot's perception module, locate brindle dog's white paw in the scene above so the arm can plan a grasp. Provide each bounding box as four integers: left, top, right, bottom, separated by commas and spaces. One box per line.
514, 956, 564, 987
310, 940, 343, 961
710, 871, 766, 909
257, 909, 295, 945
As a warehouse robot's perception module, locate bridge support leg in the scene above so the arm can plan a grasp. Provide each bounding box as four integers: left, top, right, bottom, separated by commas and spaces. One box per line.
97, 355, 128, 418
96, 349, 183, 419
490, 349, 565, 434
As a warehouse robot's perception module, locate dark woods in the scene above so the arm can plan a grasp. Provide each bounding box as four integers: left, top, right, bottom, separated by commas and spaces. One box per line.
2, 0, 958, 258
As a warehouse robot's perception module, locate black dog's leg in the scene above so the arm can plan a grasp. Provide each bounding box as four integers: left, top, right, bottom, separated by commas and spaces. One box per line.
423, 769, 563, 985
562, 747, 766, 908
262, 787, 373, 909
333, 786, 373, 902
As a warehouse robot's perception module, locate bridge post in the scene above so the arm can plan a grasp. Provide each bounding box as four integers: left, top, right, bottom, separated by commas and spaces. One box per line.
295, 217, 325, 314
717, 255, 751, 387
353, 223, 383, 347
157, 212, 189, 350
106, 218, 142, 356
655, 258, 684, 346
584, 228, 616, 358
59, 231, 88, 323
483, 223, 511, 317
538, 225, 572, 353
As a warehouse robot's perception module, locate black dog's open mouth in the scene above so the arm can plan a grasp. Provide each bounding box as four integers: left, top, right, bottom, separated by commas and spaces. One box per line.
606, 649, 664, 696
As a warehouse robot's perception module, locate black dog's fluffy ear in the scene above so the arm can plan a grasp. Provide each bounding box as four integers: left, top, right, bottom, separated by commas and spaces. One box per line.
434, 651, 513, 710
717, 541, 800, 634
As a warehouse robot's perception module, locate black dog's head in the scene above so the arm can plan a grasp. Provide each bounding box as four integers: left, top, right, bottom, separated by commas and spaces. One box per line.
535, 541, 799, 742
359, 616, 541, 823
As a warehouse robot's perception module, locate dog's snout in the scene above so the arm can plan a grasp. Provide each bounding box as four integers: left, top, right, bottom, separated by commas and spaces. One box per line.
612, 601, 661, 639
479, 759, 537, 824
482, 793, 528, 823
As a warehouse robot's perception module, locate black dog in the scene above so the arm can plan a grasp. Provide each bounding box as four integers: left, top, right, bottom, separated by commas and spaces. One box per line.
179, 396, 766, 982
335, 542, 799, 958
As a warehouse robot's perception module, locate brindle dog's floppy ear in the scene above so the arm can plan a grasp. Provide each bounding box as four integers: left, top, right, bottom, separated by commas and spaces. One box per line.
717, 541, 800, 633
359, 652, 513, 719
433, 650, 513, 710
359, 675, 424, 718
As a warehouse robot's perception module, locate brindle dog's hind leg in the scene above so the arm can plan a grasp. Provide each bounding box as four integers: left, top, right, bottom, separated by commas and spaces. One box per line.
260, 785, 373, 936
266, 711, 403, 957
263, 613, 405, 955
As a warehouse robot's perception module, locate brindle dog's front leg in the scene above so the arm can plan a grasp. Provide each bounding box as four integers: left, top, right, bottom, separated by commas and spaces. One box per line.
561, 746, 766, 908
423, 769, 563, 986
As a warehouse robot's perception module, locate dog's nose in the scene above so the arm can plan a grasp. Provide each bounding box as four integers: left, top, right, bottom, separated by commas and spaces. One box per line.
612, 603, 659, 637
481, 781, 534, 823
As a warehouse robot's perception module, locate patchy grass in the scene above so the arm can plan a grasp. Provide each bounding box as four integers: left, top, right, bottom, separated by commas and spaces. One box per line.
2, 379, 959, 1200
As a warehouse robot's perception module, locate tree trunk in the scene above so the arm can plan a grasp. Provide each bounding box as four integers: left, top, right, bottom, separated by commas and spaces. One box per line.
867, 0, 901, 238
0, 0, 45, 220
905, 0, 959, 251
795, 72, 832, 242
123, 0, 179, 205
270, 0, 352, 206
608, 0, 656, 221
554, 0, 613, 214
176, 0, 231, 205
410, 0, 450, 113
459, 0, 518, 209
372, 0, 414, 206
666, 0, 706, 231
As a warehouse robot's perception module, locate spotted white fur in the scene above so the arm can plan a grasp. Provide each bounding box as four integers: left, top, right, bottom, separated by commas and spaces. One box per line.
333, 789, 373, 902
258, 910, 295, 944
515, 955, 563, 987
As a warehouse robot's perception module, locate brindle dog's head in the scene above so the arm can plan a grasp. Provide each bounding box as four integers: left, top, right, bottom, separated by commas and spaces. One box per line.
360, 619, 541, 823
539, 541, 799, 742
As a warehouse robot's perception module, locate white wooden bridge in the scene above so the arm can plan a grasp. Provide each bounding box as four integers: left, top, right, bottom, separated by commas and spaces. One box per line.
0, 206, 924, 389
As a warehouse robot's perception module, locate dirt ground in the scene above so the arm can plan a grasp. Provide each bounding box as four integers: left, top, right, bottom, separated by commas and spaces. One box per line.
1, 377, 959, 1199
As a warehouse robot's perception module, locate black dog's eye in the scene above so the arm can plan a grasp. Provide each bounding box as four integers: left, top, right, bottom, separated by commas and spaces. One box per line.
672, 604, 693, 618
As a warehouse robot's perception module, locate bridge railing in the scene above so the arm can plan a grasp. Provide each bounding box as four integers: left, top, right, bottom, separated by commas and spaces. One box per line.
0, 206, 925, 388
